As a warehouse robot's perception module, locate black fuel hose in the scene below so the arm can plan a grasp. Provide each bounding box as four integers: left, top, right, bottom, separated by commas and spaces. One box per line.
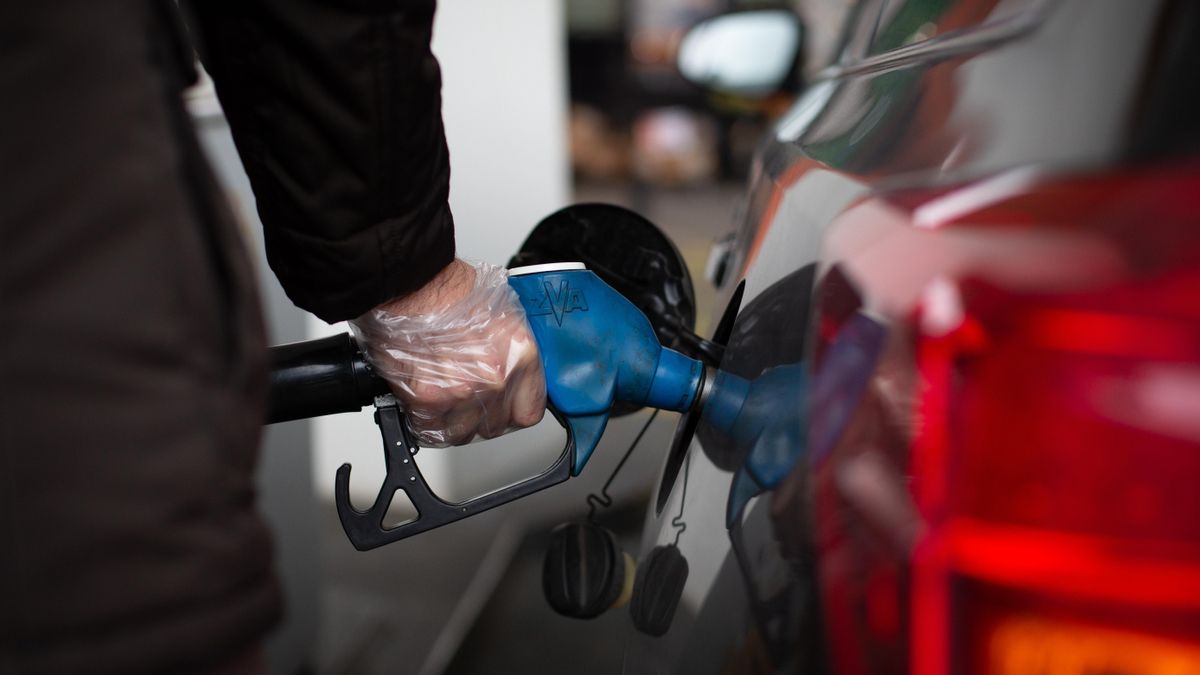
266, 333, 390, 424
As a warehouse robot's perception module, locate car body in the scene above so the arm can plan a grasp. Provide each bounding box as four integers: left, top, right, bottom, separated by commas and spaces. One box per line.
626, 1, 1200, 673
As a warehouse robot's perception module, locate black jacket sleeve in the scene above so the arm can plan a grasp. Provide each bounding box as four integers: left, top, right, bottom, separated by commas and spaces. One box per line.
185, 0, 455, 323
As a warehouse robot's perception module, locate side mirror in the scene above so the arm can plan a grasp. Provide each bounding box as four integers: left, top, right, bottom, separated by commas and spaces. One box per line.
676, 9, 803, 99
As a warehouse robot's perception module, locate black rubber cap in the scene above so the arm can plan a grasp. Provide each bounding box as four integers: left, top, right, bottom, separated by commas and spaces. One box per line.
542, 522, 625, 619
630, 545, 689, 637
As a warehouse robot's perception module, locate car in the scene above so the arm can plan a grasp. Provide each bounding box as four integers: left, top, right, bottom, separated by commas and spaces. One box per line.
618, 1, 1200, 673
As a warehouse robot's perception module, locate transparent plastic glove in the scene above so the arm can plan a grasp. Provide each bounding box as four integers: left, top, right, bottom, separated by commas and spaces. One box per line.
349, 260, 547, 447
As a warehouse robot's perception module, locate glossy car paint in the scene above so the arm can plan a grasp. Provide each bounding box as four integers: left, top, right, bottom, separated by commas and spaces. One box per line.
626, 0, 1199, 672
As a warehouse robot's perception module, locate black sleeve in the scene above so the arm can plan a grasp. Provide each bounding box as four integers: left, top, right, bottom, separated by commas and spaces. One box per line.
185, 0, 455, 323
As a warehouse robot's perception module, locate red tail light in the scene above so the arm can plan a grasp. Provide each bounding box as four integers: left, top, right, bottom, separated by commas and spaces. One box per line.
813, 164, 1200, 675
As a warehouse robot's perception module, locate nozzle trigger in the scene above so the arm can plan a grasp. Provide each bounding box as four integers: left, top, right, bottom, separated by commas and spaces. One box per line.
334, 398, 576, 551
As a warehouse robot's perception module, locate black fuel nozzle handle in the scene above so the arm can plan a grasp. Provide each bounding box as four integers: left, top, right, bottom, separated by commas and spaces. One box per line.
266, 333, 391, 424
265, 332, 579, 551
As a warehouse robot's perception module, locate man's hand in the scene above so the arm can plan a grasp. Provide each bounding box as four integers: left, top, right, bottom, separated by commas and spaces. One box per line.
349, 259, 547, 446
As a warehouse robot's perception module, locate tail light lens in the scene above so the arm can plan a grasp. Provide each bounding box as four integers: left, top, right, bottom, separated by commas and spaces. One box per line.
813, 165, 1200, 675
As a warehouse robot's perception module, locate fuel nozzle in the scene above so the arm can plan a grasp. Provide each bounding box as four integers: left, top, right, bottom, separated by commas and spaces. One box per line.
508, 263, 709, 475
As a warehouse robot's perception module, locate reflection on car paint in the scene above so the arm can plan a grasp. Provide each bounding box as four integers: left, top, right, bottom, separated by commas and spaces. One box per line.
631, 1, 1196, 671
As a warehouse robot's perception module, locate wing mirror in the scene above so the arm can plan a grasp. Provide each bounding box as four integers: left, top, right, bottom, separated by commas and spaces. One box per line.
676, 9, 803, 99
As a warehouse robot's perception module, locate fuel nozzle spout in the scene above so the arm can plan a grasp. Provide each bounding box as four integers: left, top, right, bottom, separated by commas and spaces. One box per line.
646, 348, 707, 413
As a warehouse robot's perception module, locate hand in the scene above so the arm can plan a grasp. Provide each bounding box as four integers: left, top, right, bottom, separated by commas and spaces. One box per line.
349, 259, 546, 446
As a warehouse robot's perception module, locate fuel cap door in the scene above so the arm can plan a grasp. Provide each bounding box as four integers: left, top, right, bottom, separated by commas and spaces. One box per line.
509, 203, 701, 418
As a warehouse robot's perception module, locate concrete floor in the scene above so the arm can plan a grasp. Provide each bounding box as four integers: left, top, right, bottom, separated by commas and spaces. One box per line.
314, 181, 743, 675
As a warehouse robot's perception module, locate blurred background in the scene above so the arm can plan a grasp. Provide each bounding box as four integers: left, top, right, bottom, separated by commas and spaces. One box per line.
186, 0, 803, 672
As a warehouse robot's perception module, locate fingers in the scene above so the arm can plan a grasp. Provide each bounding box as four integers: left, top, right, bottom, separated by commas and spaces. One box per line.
378, 326, 545, 446
402, 379, 480, 446
508, 350, 547, 429
477, 390, 513, 440
349, 261, 548, 447
437, 402, 485, 446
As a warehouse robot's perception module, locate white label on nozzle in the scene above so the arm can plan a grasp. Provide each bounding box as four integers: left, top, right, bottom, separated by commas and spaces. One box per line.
507, 262, 587, 276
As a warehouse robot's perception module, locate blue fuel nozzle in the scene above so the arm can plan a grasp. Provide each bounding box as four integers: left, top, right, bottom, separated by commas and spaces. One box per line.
509, 263, 706, 474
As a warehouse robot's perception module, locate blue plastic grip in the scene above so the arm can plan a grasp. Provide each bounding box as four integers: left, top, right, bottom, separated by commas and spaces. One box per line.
508, 266, 704, 474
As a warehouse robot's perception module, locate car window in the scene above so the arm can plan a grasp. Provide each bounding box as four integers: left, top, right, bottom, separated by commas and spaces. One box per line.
868, 0, 1043, 55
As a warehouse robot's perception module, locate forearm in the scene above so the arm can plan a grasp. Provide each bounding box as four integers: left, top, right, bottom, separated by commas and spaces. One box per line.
185, 0, 454, 322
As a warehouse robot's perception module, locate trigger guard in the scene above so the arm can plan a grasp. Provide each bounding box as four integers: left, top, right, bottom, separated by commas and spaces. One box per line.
334, 404, 576, 550
557, 412, 610, 475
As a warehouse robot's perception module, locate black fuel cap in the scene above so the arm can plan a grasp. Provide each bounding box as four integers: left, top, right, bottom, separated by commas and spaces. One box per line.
631, 545, 689, 636
542, 522, 625, 619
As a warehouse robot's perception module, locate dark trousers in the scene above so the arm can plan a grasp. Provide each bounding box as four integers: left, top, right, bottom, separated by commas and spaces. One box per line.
1, 2, 280, 671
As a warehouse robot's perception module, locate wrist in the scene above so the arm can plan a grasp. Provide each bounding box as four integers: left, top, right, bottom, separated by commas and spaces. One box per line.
377, 258, 476, 317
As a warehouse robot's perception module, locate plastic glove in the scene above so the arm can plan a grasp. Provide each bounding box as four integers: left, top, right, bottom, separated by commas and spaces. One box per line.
349, 259, 546, 446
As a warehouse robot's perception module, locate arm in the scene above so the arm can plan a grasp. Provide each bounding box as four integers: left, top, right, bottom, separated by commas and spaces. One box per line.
186, 1, 545, 443
186, 0, 453, 323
